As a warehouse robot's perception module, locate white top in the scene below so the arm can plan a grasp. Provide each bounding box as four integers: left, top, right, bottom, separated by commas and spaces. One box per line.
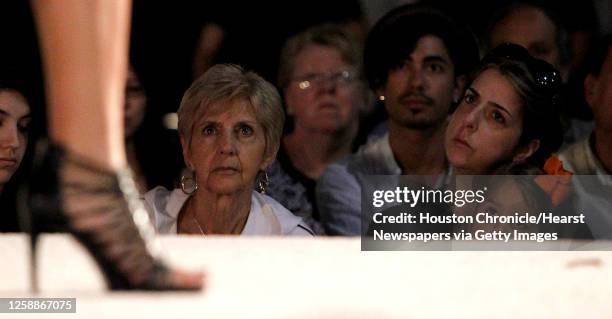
559, 134, 612, 185
143, 187, 314, 236
559, 134, 612, 239
317, 133, 452, 236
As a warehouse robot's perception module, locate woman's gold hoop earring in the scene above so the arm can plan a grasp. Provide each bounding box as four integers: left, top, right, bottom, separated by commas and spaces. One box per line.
180, 175, 198, 195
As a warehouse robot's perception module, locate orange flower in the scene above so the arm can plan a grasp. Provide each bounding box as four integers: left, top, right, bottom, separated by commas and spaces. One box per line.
534, 156, 573, 206
542, 155, 573, 176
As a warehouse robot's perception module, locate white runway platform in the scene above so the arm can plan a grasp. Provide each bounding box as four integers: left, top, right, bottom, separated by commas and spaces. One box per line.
1, 234, 611, 318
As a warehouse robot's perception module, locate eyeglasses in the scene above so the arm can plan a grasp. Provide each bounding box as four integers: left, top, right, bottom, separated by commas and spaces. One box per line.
482, 43, 562, 94
292, 70, 355, 90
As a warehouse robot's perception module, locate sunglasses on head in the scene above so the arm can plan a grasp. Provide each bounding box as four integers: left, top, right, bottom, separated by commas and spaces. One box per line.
482, 43, 562, 94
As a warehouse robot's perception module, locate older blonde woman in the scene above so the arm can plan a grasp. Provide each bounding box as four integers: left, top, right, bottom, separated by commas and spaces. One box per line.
145, 64, 313, 236
268, 24, 369, 234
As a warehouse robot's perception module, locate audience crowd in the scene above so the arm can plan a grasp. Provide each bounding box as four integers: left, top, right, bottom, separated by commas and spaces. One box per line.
1, 1, 610, 239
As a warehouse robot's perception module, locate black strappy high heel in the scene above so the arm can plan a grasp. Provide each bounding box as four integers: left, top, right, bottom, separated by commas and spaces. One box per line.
19, 141, 203, 291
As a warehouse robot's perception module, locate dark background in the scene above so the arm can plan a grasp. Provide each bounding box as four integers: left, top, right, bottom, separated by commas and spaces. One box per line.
0, 0, 601, 127
0, 0, 604, 231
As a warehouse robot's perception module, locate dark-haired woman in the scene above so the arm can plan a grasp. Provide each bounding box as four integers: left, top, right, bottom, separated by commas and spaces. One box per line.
445, 43, 564, 174
0, 85, 31, 232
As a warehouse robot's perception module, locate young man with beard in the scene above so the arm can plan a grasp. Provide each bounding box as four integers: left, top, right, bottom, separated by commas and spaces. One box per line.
316, 5, 479, 235
559, 36, 612, 240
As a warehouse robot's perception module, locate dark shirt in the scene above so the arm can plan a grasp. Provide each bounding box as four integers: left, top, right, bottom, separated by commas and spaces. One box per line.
267, 146, 324, 234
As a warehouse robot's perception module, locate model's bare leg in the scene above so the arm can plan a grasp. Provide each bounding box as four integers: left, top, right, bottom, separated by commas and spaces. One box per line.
30, 0, 203, 290
32, 0, 128, 170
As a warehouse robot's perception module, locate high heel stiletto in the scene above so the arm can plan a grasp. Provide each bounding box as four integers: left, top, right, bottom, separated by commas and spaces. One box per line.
20, 141, 203, 291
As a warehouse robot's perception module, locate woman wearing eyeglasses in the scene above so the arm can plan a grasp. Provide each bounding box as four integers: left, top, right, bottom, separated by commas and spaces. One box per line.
445, 43, 564, 174
269, 24, 369, 234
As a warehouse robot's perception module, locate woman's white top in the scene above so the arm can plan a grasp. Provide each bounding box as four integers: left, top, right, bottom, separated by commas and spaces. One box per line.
143, 187, 314, 236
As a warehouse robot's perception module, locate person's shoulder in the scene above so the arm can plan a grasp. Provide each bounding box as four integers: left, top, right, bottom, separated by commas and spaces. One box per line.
144, 185, 173, 198
329, 154, 353, 169
318, 138, 391, 189
255, 192, 314, 236
317, 160, 362, 203
558, 137, 591, 174
143, 186, 189, 234
144, 186, 188, 219
144, 186, 173, 209
320, 154, 357, 182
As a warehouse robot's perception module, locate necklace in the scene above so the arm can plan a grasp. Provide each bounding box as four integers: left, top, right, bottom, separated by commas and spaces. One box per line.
182, 196, 206, 235
191, 212, 206, 235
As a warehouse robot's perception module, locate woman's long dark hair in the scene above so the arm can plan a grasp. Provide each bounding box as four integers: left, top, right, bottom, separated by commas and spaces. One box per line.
0, 77, 42, 232
468, 43, 564, 168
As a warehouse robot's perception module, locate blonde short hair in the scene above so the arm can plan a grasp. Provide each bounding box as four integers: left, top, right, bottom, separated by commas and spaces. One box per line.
277, 23, 363, 89
178, 64, 284, 159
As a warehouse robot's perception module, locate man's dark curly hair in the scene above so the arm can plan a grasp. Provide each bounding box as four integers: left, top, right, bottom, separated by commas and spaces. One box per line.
364, 4, 480, 91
